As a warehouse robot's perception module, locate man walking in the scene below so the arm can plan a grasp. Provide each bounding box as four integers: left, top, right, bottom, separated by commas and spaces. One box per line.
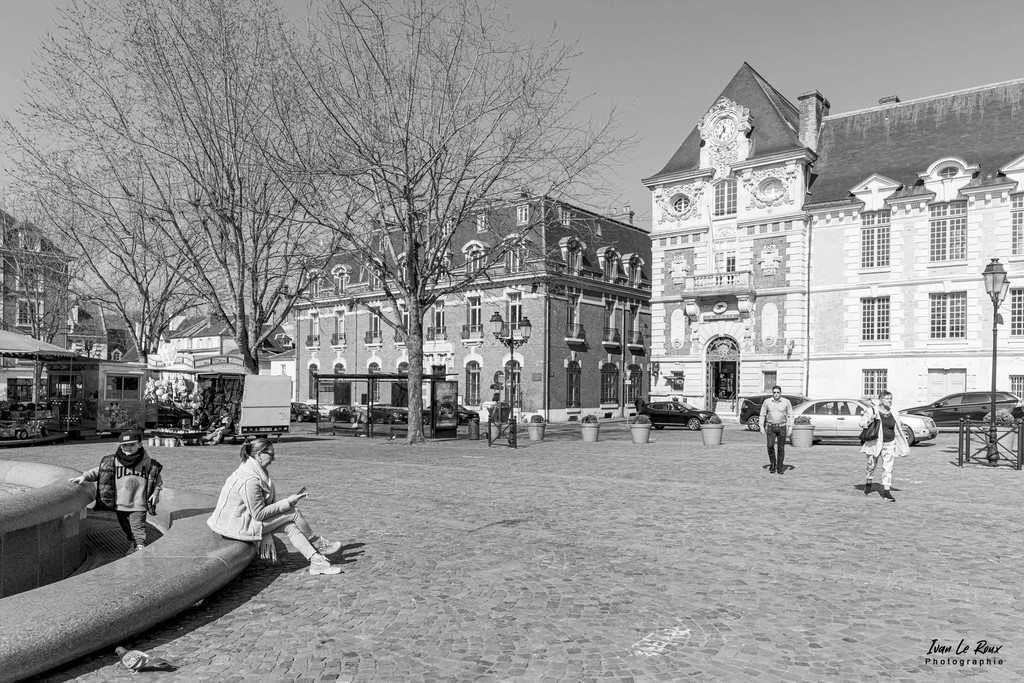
759, 386, 793, 474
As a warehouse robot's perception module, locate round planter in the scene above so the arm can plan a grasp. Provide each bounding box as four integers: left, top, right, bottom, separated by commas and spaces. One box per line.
700, 423, 724, 446
581, 423, 600, 442
630, 424, 652, 444
790, 424, 814, 448
527, 423, 546, 442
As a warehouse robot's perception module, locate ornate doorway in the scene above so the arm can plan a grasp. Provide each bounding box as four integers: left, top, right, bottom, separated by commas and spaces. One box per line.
705, 336, 740, 412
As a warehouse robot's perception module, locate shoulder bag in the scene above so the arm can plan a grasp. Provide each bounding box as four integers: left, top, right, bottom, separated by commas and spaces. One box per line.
858, 416, 880, 444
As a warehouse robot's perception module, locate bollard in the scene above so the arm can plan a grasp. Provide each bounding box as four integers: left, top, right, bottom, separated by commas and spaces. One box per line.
468, 418, 480, 440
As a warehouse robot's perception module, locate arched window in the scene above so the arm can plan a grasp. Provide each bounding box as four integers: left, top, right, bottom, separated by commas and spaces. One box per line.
600, 363, 619, 403
465, 361, 481, 406
367, 362, 381, 403
332, 266, 349, 294
626, 364, 642, 403
713, 178, 737, 217
398, 361, 409, 374
566, 361, 581, 408
111, 349, 123, 361
567, 244, 582, 275
332, 363, 350, 405
504, 359, 522, 408
308, 363, 319, 400
464, 247, 485, 275
602, 249, 618, 280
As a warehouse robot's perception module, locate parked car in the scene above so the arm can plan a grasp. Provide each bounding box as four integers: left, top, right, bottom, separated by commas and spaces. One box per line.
329, 404, 408, 424
738, 394, 808, 431
902, 391, 1020, 427
153, 401, 193, 428
790, 398, 938, 446
424, 402, 478, 424
639, 401, 718, 430
290, 402, 317, 422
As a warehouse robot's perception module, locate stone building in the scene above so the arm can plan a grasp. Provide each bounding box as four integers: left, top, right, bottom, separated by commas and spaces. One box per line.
645, 63, 1024, 413
293, 196, 652, 421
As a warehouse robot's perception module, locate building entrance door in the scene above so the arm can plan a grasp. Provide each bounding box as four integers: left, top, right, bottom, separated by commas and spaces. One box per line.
705, 337, 740, 412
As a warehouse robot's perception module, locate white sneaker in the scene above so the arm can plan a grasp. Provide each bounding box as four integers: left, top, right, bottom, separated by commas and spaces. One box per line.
309, 554, 341, 575
312, 536, 342, 556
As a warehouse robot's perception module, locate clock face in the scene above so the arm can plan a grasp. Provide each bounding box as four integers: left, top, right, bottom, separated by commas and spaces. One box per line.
711, 116, 738, 143
759, 178, 785, 202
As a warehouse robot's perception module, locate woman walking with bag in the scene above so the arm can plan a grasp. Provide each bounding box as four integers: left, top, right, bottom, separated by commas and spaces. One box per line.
858, 390, 909, 502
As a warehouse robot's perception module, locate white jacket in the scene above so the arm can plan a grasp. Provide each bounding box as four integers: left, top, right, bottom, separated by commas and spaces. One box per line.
858, 403, 909, 458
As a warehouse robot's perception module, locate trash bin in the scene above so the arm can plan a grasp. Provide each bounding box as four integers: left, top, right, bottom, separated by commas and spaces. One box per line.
468, 417, 480, 440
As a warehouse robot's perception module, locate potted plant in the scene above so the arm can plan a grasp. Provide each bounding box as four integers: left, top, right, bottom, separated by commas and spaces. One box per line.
629, 413, 652, 444
790, 414, 814, 448
700, 413, 724, 446
527, 414, 546, 442
581, 414, 600, 442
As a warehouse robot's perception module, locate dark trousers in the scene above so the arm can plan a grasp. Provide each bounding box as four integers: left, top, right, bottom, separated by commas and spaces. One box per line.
765, 424, 787, 468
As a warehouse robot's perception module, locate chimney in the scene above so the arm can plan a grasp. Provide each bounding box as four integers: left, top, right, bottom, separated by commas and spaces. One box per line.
797, 90, 830, 152
609, 204, 635, 225
877, 95, 901, 105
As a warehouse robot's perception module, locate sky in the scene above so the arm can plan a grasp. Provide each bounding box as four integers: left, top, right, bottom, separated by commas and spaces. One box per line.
4, 0, 1024, 230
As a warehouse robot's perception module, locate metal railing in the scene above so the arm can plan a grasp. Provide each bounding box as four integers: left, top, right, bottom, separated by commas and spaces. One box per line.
305, 335, 320, 347
330, 333, 345, 346
565, 323, 585, 341
627, 330, 644, 346
602, 327, 621, 344
426, 327, 448, 341
462, 324, 484, 339
364, 330, 382, 344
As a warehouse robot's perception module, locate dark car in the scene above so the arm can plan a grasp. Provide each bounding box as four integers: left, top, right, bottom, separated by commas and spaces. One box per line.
328, 404, 408, 424
290, 402, 317, 422
738, 394, 808, 431
639, 401, 717, 430
902, 391, 1020, 427
150, 401, 193, 428
424, 403, 478, 424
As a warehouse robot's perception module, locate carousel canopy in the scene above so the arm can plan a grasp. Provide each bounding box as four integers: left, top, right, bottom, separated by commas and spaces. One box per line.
0, 330, 76, 360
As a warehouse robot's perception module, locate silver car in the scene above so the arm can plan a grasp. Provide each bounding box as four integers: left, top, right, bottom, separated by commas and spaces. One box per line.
791, 398, 938, 446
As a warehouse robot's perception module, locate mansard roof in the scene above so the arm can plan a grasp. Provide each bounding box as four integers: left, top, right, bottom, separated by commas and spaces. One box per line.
649, 62, 803, 181
808, 78, 1024, 207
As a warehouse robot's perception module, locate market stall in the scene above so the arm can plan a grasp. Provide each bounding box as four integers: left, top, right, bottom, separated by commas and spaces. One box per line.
0, 330, 78, 440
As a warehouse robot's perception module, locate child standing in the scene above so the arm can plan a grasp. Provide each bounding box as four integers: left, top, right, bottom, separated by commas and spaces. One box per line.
70, 431, 163, 555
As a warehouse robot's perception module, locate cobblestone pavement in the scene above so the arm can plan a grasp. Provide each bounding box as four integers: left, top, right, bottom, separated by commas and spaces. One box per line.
11, 423, 1023, 682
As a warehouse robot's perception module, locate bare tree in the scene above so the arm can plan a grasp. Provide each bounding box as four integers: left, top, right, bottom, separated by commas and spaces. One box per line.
5, 0, 333, 374
285, 0, 629, 442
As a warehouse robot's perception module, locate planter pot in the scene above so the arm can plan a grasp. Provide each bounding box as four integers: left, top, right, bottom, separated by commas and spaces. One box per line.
488, 422, 501, 442
630, 424, 652, 444
700, 423, 724, 446
581, 423, 600, 442
527, 423, 546, 442
790, 424, 814, 448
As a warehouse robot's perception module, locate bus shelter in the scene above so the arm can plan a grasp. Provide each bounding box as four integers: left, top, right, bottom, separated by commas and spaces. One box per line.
312, 372, 459, 439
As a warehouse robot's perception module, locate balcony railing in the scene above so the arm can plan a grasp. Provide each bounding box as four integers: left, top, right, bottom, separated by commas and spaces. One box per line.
364, 330, 383, 344
330, 333, 345, 346
627, 330, 644, 347
426, 326, 448, 341
689, 270, 753, 292
305, 335, 320, 347
602, 327, 621, 345
462, 324, 484, 339
565, 323, 585, 341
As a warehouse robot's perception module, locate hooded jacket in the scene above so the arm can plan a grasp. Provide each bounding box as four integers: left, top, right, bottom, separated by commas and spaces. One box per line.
207, 457, 292, 541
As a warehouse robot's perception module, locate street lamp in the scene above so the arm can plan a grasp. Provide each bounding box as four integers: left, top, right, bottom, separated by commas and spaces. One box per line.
489, 311, 532, 448
982, 257, 1011, 465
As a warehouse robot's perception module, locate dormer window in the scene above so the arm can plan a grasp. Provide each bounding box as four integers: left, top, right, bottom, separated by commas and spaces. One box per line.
601, 249, 619, 280
672, 195, 689, 213
938, 165, 961, 179
332, 266, 350, 294
476, 213, 488, 233
517, 204, 530, 226
464, 247, 485, 275
567, 244, 582, 276
559, 206, 571, 227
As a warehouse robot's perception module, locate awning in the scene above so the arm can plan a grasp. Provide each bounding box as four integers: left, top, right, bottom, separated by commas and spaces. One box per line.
0, 330, 76, 360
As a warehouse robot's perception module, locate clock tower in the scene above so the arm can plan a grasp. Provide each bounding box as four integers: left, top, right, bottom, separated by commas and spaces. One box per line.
698, 96, 753, 179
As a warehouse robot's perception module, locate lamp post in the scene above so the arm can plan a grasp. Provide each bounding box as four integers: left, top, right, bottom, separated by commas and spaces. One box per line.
489, 311, 532, 448
982, 258, 1011, 465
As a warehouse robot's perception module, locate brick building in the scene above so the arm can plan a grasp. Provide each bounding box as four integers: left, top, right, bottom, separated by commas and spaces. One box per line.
645, 63, 1024, 414
293, 196, 652, 421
